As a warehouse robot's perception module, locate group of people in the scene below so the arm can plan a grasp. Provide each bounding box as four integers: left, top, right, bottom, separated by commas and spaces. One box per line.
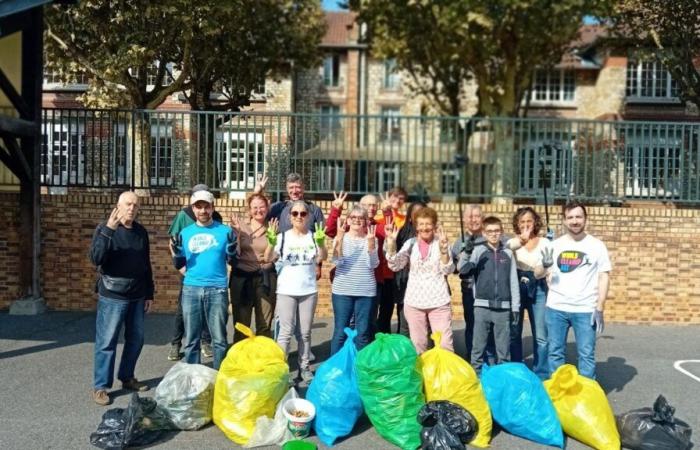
89, 174, 611, 408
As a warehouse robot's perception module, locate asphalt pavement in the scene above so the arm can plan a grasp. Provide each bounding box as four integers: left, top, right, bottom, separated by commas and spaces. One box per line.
1, 311, 698, 450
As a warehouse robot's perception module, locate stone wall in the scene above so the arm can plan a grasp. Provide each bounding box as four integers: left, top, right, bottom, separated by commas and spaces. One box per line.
1, 192, 699, 325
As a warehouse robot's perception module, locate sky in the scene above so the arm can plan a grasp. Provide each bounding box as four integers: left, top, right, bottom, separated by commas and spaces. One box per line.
322, 0, 345, 11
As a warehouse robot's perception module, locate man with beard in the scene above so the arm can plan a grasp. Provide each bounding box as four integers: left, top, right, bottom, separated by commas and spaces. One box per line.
537, 200, 611, 379
90, 191, 154, 405
171, 190, 237, 370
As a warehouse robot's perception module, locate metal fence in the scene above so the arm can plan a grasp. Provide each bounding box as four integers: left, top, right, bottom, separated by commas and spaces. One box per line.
37, 108, 700, 204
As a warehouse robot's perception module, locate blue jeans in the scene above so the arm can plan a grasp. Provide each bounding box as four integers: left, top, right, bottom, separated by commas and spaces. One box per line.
511, 276, 549, 379
94, 296, 145, 389
546, 307, 597, 379
182, 285, 229, 370
331, 293, 373, 355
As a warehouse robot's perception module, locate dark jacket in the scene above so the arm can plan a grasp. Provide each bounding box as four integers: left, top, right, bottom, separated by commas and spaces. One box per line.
89, 221, 154, 301
457, 241, 520, 311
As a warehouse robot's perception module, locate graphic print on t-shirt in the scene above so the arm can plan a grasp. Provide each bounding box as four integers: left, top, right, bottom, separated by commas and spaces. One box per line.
188, 233, 219, 254
557, 250, 591, 273
284, 243, 316, 266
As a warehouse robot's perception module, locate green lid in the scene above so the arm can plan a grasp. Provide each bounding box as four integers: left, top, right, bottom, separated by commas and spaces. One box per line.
282, 440, 317, 450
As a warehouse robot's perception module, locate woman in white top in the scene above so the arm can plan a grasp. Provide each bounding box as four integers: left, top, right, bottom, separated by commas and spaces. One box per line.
330, 205, 379, 355
264, 200, 327, 382
385, 207, 454, 354
507, 206, 553, 379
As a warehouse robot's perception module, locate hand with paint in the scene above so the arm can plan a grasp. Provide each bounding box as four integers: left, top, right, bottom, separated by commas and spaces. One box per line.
313, 222, 327, 247
266, 218, 279, 246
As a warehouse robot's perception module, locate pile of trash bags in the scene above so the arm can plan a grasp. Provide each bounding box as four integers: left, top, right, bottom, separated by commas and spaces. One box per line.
90, 324, 695, 450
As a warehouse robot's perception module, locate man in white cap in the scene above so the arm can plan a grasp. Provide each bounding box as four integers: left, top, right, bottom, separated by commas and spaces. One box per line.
166, 184, 222, 361
170, 189, 236, 369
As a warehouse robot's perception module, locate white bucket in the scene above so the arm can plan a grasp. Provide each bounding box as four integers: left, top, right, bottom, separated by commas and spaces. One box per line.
282, 398, 316, 438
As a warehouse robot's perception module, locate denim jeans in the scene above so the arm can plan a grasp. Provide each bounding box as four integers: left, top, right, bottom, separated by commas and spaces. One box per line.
511, 276, 549, 379
331, 294, 373, 355
94, 296, 145, 389
545, 307, 597, 379
182, 285, 229, 370
171, 281, 211, 346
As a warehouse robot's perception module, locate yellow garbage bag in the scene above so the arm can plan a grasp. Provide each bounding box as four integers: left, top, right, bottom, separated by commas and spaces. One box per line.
213, 323, 289, 444
419, 332, 492, 448
543, 364, 620, 450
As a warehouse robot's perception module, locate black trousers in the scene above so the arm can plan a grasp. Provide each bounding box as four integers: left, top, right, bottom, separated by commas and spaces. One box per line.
376, 280, 409, 337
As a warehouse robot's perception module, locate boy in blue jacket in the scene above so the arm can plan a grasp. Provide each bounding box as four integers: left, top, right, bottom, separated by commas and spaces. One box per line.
457, 216, 520, 374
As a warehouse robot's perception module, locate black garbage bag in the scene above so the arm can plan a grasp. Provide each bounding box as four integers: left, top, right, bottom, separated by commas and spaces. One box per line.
616, 395, 693, 450
90, 393, 177, 449
418, 400, 478, 450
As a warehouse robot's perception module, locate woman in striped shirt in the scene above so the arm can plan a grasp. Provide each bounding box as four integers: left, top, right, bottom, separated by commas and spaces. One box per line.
330, 205, 379, 355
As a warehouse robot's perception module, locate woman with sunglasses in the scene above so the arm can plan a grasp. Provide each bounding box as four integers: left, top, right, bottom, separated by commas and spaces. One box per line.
329, 205, 379, 355
264, 200, 327, 382
228, 193, 276, 343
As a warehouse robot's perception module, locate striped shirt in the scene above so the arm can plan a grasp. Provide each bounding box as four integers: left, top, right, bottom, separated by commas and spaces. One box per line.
331, 235, 379, 297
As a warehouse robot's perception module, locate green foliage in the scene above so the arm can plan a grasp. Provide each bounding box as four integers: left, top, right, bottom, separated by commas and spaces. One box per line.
350, 0, 609, 117
45, 0, 325, 110
613, 0, 700, 108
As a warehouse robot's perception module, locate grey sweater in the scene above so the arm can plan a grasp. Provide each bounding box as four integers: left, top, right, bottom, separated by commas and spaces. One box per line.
457, 242, 520, 311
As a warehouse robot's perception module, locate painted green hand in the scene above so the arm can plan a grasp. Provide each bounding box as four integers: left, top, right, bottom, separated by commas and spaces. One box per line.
266, 227, 277, 246
313, 223, 327, 247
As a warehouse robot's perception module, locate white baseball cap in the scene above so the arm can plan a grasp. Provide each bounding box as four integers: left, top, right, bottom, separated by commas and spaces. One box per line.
190, 190, 214, 205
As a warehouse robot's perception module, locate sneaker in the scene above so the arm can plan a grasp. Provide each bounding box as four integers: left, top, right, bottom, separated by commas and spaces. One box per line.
92, 389, 111, 406
167, 344, 182, 361
121, 378, 149, 392
201, 342, 214, 358
300, 368, 314, 383
308, 350, 316, 362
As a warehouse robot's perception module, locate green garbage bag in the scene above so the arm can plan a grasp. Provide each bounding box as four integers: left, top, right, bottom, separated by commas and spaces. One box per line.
356, 333, 425, 450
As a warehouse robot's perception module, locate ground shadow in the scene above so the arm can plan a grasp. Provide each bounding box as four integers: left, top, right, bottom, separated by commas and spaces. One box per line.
596, 356, 638, 394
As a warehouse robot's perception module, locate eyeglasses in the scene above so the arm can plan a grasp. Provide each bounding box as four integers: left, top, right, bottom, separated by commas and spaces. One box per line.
348, 216, 365, 222
291, 211, 308, 218
484, 229, 502, 235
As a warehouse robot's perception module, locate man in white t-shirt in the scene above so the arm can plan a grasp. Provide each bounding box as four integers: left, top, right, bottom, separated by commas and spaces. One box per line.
538, 200, 611, 379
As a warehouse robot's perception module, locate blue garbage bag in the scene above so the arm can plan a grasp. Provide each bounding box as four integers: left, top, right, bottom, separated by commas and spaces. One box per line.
481, 363, 564, 448
306, 328, 363, 446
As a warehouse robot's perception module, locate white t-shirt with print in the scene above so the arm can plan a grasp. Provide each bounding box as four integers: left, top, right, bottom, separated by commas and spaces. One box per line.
547, 233, 611, 313
274, 230, 319, 296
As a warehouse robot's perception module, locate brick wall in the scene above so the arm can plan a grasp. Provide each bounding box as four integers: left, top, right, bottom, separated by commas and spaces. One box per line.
1, 192, 699, 324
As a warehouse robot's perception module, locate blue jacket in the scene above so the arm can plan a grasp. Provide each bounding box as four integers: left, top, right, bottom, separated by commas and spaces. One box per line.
457, 241, 520, 311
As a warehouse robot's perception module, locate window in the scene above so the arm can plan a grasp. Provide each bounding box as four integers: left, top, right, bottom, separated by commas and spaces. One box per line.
112, 123, 130, 185
131, 62, 174, 87
40, 119, 86, 185
150, 124, 173, 185
623, 127, 682, 198
376, 162, 400, 191
323, 54, 340, 87
441, 163, 460, 194
626, 60, 679, 101
383, 58, 400, 89
318, 160, 345, 191
319, 105, 341, 138
531, 70, 575, 103
43, 69, 88, 86
518, 138, 573, 196
380, 107, 401, 142
215, 130, 265, 190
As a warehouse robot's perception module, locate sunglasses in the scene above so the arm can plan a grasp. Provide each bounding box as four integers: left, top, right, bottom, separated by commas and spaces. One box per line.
291, 211, 308, 218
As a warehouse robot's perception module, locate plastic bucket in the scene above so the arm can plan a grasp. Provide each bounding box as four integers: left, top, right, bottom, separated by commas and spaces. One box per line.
282, 398, 316, 438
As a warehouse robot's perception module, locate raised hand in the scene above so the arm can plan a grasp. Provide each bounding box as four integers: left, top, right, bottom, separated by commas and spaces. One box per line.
266, 218, 279, 246
313, 222, 327, 247
170, 233, 183, 257
541, 247, 554, 268
384, 216, 395, 237
332, 190, 348, 210
461, 234, 475, 256
379, 191, 391, 211
106, 207, 121, 230
253, 173, 268, 194
336, 216, 346, 239
385, 217, 400, 243
367, 224, 376, 250
519, 222, 533, 243
229, 212, 242, 232
437, 225, 449, 253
